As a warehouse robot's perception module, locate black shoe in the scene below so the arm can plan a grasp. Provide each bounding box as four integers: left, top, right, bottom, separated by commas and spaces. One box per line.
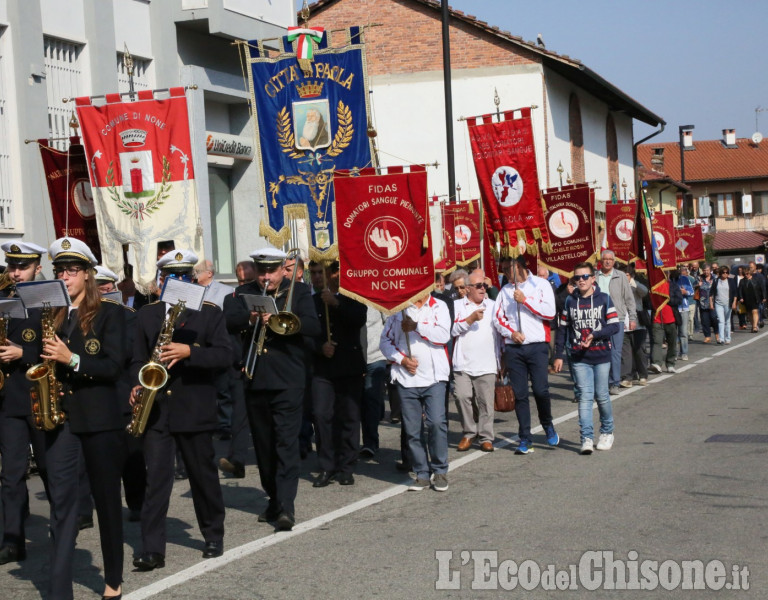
218, 458, 245, 479
395, 461, 412, 472
257, 506, 281, 523
102, 594, 121, 600
359, 447, 375, 459
313, 470, 335, 488
128, 509, 142, 522
336, 472, 354, 485
0, 545, 26, 564
174, 466, 188, 480
133, 552, 165, 571
275, 512, 295, 532
78, 515, 94, 530
390, 417, 401, 424
202, 541, 223, 559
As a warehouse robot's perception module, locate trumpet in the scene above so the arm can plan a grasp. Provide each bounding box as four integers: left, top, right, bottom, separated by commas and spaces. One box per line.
267, 248, 302, 336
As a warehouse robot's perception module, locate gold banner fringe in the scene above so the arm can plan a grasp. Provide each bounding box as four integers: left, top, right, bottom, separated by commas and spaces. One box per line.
338, 283, 436, 317
455, 253, 481, 267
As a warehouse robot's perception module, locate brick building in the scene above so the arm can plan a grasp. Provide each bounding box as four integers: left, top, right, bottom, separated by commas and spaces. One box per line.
306, 0, 663, 217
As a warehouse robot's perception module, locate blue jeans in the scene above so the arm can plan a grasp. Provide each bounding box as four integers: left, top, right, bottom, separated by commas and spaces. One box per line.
715, 303, 732, 343
677, 309, 689, 356
571, 361, 614, 442
609, 322, 625, 387
397, 382, 448, 479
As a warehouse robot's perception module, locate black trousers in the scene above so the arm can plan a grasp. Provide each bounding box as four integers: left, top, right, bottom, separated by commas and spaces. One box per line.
45, 423, 124, 600
311, 375, 362, 474
141, 427, 225, 555
245, 388, 303, 516
0, 414, 49, 548
226, 372, 251, 467
504, 343, 553, 443
122, 430, 146, 512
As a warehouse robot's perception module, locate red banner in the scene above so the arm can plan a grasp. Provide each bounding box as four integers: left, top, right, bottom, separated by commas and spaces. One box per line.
538, 184, 596, 276
38, 137, 101, 262
442, 199, 481, 266
467, 107, 549, 255
435, 210, 456, 274
335, 167, 434, 314
604, 202, 637, 263
674, 225, 705, 264
651, 212, 676, 268
75, 89, 202, 292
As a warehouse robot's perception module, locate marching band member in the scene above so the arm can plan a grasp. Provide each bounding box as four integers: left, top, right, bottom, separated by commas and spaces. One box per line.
0, 241, 48, 565
310, 261, 367, 487
223, 247, 320, 531
131, 250, 230, 570
94, 266, 145, 522
43, 238, 126, 600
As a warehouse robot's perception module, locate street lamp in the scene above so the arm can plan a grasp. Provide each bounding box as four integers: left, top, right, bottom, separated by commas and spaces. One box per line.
679, 124, 694, 223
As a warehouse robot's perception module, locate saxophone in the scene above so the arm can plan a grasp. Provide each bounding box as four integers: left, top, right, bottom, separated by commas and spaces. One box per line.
126, 300, 186, 437
27, 305, 66, 431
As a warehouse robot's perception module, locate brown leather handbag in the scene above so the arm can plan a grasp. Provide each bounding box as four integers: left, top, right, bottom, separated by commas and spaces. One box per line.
494, 372, 515, 412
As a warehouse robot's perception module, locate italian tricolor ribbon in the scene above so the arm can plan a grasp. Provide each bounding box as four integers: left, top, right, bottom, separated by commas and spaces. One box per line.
287, 27, 324, 61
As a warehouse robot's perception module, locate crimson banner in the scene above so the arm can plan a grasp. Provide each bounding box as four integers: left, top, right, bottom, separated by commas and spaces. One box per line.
75, 88, 202, 292
38, 137, 101, 262
538, 184, 596, 276
335, 167, 434, 314
443, 199, 481, 266
467, 107, 549, 255
435, 210, 456, 274
674, 225, 705, 264
651, 212, 676, 268
604, 202, 637, 263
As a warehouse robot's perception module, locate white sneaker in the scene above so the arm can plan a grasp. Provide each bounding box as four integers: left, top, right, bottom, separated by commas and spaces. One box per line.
637, 378, 648, 386
666, 366, 677, 374
680, 355, 689, 361
580, 438, 594, 454
596, 433, 615, 451
649, 363, 662, 373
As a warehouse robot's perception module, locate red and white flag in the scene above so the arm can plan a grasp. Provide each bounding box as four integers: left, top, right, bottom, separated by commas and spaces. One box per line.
334, 166, 434, 314
75, 88, 202, 291
467, 107, 550, 255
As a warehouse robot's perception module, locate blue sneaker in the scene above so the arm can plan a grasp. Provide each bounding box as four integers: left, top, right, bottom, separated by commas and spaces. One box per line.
515, 439, 534, 455
544, 425, 559, 446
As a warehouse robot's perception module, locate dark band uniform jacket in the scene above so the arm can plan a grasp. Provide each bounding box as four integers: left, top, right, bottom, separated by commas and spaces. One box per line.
118, 306, 137, 419
57, 299, 126, 433
224, 278, 321, 388
0, 306, 42, 417
131, 301, 231, 432
311, 294, 367, 378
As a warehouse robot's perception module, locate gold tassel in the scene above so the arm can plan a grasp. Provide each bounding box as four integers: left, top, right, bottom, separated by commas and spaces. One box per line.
494, 231, 500, 245
542, 241, 554, 254
468, 201, 474, 214
423, 231, 429, 249
298, 58, 313, 77
540, 194, 547, 214
533, 227, 542, 240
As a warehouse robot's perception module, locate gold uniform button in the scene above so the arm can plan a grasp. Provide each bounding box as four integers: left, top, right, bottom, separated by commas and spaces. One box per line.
68, 390, 73, 395
166, 390, 172, 396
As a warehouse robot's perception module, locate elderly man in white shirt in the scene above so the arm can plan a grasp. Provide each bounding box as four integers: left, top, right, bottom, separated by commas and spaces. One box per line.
380, 293, 451, 492
453, 269, 500, 453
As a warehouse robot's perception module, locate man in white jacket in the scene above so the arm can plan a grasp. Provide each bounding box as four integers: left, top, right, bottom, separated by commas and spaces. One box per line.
380, 293, 451, 492
493, 255, 559, 455
453, 269, 500, 452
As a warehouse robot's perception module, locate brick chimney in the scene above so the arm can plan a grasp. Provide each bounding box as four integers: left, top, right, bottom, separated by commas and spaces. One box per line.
723, 128, 736, 146
682, 130, 694, 148
650, 147, 664, 170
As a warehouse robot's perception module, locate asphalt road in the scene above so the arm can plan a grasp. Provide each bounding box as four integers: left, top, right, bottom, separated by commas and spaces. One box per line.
4, 327, 767, 598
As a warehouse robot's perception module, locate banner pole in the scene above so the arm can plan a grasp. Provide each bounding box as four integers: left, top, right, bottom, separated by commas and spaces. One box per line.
441, 0, 456, 202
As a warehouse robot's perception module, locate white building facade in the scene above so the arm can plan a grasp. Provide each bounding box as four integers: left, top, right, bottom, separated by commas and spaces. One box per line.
0, 0, 294, 278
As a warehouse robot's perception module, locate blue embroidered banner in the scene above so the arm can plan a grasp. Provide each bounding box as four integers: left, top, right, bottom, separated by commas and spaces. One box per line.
247, 30, 373, 260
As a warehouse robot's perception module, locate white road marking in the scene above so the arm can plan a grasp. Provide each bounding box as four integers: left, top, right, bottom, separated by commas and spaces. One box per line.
125, 330, 768, 599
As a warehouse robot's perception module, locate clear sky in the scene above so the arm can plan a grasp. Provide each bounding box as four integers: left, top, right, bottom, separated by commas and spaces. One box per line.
300, 0, 768, 144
